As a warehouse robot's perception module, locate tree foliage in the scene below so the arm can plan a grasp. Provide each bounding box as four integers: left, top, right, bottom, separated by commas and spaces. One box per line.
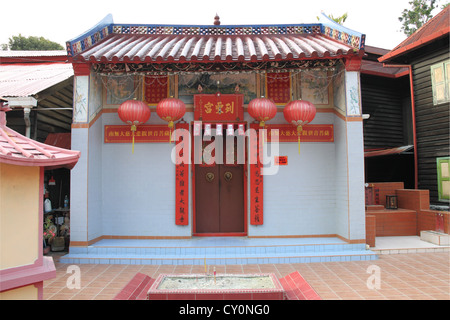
399, 0, 439, 36
5, 34, 63, 50
328, 13, 348, 25
317, 12, 348, 25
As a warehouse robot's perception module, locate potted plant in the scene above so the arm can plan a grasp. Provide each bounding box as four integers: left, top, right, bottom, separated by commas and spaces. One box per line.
43, 217, 56, 254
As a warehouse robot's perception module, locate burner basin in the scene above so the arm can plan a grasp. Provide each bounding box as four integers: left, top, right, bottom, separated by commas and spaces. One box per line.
147, 273, 285, 300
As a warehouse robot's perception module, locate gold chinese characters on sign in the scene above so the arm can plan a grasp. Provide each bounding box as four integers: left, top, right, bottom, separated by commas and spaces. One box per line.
194, 94, 244, 121
104, 125, 172, 143
265, 124, 334, 142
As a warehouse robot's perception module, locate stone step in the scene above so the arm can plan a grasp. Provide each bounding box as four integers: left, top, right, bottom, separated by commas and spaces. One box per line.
365, 205, 385, 211
420, 230, 450, 246
114, 273, 155, 300
60, 237, 377, 265
61, 250, 377, 265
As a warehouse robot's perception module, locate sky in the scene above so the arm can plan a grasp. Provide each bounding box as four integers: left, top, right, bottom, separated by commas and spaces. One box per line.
0, 0, 447, 50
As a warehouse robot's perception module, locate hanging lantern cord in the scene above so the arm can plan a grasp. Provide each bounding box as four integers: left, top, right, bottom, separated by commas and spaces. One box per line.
297, 125, 302, 155
260, 118, 268, 144
131, 124, 137, 153
168, 120, 174, 143
260, 121, 265, 145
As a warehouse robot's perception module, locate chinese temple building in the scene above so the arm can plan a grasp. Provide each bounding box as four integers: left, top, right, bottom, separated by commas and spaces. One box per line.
62, 13, 377, 264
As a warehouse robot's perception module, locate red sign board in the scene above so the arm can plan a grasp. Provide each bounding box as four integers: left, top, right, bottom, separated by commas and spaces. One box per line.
274, 156, 288, 166
250, 123, 263, 225
104, 125, 172, 143
265, 124, 334, 142
266, 72, 291, 104
144, 75, 169, 105
194, 94, 244, 121
175, 123, 190, 226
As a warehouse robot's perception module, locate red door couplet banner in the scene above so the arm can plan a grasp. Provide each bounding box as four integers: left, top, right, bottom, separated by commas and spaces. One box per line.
175, 123, 190, 225
250, 123, 263, 225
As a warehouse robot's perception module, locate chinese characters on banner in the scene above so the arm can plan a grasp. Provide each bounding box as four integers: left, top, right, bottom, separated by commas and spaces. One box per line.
194, 94, 244, 121
266, 72, 291, 104
144, 76, 169, 105
265, 124, 334, 142
250, 123, 263, 225
175, 123, 190, 225
104, 125, 172, 143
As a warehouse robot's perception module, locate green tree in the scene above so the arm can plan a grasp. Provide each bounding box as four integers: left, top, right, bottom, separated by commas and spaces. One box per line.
329, 13, 348, 25
5, 34, 63, 50
399, 0, 439, 36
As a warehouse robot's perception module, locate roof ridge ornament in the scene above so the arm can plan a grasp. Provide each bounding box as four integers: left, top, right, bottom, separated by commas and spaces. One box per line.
214, 14, 220, 26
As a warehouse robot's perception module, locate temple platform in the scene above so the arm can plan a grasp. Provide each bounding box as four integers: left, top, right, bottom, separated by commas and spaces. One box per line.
60, 237, 378, 265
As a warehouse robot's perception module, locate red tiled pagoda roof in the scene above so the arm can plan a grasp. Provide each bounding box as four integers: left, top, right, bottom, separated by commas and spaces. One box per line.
72, 32, 357, 64
0, 105, 80, 170
66, 14, 366, 65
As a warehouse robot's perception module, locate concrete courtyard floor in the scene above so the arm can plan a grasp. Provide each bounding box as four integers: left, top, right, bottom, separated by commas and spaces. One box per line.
43, 237, 449, 300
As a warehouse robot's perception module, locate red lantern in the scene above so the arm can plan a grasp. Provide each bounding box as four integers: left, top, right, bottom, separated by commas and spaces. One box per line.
248, 97, 277, 128
118, 99, 151, 153
248, 97, 277, 145
156, 97, 186, 142
283, 100, 316, 154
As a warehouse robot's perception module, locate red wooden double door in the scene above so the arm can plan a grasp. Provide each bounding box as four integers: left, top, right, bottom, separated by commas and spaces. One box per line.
194, 125, 246, 235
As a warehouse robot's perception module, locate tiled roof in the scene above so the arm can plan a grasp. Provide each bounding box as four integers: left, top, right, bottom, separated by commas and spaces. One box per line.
0, 104, 80, 169
362, 46, 409, 78
361, 59, 409, 78
0, 63, 73, 97
0, 50, 67, 57
66, 14, 366, 64
379, 6, 449, 62
73, 32, 357, 63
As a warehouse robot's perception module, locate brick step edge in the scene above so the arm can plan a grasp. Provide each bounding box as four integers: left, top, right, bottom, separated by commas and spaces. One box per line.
113, 273, 155, 300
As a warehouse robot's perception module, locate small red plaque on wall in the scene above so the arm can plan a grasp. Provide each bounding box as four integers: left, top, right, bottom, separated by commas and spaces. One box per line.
274, 156, 288, 166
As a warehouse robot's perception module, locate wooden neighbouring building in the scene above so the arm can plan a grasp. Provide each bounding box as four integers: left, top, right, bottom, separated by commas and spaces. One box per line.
380, 6, 450, 207
361, 46, 414, 188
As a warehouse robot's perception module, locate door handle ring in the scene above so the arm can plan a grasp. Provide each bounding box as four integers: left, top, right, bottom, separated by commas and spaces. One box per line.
224, 171, 233, 182
206, 172, 215, 182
